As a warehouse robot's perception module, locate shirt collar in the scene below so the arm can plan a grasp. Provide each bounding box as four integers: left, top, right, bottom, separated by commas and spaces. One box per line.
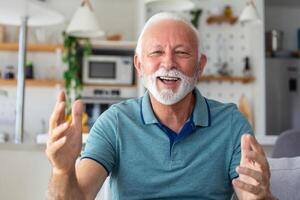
193, 88, 210, 127
140, 88, 210, 127
140, 91, 159, 124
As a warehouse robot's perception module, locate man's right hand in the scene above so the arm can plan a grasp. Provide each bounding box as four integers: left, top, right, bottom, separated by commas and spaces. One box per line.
46, 91, 83, 175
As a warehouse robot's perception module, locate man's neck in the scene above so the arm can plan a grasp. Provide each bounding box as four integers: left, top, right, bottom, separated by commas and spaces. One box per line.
149, 91, 195, 134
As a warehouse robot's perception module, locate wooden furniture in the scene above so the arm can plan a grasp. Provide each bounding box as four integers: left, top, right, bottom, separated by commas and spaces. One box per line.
0, 43, 63, 52
199, 75, 255, 83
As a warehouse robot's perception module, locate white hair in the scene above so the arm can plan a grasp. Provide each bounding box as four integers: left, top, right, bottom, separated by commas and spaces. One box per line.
135, 12, 203, 59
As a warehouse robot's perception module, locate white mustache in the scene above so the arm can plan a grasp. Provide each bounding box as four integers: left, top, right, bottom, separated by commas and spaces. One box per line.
152, 68, 188, 80
142, 67, 197, 105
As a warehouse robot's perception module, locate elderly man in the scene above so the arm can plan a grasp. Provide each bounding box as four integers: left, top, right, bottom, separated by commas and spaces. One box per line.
46, 12, 275, 200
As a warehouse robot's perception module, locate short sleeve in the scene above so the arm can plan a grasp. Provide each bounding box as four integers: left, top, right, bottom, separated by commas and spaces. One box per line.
81, 106, 118, 174
229, 107, 254, 180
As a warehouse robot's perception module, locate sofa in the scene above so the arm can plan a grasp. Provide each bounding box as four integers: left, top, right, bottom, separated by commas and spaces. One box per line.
272, 129, 300, 158
267, 156, 300, 200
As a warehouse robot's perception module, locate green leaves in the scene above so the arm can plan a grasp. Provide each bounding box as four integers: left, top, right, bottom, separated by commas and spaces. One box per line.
62, 32, 92, 115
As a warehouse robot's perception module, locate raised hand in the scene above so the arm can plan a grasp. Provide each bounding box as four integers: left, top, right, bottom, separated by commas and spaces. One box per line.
233, 134, 276, 200
46, 91, 83, 175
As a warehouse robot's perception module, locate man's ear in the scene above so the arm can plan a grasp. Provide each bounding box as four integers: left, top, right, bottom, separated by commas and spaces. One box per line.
134, 54, 142, 77
197, 54, 207, 76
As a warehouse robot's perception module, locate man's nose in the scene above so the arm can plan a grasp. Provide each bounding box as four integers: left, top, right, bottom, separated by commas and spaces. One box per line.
161, 51, 176, 69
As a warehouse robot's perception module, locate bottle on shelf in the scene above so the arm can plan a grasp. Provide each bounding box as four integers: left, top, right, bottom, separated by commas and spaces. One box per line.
25, 60, 34, 79
3, 65, 15, 79
243, 57, 252, 77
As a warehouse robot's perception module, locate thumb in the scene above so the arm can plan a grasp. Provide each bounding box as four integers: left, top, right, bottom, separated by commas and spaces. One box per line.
240, 134, 251, 165
72, 100, 83, 131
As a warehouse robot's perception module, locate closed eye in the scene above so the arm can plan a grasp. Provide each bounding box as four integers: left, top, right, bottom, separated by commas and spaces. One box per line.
176, 51, 188, 54
175, 51, 191, 57
149, 50, 164, 56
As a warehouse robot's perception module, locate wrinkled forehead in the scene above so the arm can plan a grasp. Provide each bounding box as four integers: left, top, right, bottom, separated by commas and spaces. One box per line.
141, 19, 198, 47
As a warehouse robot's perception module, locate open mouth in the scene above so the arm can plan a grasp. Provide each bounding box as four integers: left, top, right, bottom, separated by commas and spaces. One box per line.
157, 76, 181, 84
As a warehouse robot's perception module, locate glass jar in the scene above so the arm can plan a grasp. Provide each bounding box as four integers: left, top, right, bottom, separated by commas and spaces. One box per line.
3, 65, 15, 79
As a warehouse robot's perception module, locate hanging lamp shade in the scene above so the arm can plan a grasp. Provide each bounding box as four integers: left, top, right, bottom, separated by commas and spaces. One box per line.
146, 0, 195, 11
239, 0, 260, 23
66, 0, 104, 38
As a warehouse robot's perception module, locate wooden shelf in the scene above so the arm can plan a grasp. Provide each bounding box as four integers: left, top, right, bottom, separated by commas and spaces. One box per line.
89, 40, 136, 50
0, 79, 139, 88
199, 75, 255, 83
0, 76, 254, 87
206, 15, 238, 25
0, 43, 63, 52
0, 79, 64, 87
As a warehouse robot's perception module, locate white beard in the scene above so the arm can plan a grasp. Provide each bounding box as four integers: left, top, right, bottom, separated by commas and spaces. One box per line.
142, 67, 198, 105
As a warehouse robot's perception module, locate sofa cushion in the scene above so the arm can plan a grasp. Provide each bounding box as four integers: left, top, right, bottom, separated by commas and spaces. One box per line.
268, 156, 300, 200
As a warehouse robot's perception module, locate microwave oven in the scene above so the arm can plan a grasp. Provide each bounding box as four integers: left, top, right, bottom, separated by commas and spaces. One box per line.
83, 55, 134, 85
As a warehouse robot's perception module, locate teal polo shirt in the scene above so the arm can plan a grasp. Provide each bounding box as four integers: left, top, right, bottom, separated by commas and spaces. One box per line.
81, 88, 253, 200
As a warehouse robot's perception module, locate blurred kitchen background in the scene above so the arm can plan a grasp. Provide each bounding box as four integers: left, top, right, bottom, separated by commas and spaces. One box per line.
0, 0, 299, 199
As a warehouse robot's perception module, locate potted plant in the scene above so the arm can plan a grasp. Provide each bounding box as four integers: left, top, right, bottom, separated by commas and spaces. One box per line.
62, 32, 91, 123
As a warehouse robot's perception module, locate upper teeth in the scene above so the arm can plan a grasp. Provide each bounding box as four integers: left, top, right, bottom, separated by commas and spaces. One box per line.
159, 76, 179, 81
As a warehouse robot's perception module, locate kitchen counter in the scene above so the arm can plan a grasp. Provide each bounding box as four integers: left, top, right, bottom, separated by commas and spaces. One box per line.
0, 143, 45, 151
0, 143, 51, 200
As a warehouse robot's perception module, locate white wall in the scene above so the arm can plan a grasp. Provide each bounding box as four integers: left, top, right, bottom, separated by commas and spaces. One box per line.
193, 0, 266, 138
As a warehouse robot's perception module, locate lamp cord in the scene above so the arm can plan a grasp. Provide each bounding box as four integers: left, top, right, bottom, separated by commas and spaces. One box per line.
81, 0, 93, 11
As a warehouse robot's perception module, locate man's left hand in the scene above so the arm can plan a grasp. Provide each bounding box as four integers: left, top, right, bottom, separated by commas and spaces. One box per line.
233, 134, 276, 200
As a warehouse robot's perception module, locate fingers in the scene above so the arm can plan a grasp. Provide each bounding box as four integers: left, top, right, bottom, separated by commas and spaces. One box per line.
244, 151, 270, 174
49, 122, 69, 143
241, 134, 251, 164
46, 136, 67, 155
249, 135, 266, 156
241, 134, 266, 164
72, 100, 83, 130
56, 91, 66, 125
241, 134, 251, 151
54, 91, 66, 112
232, 178, 262, 195
237, 134, 272, 199
49, 101, 66, 133
236, 166, 263, 183
49, 91, 66, 132
56, 91, 66, 106
240, 134, 270, 172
